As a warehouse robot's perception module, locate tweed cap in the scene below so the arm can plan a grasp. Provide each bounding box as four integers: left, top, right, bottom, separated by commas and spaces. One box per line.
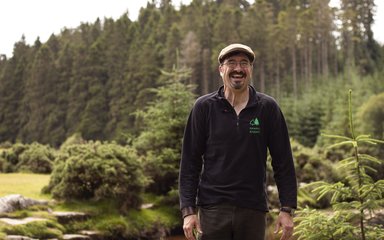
218, 43, 255, 64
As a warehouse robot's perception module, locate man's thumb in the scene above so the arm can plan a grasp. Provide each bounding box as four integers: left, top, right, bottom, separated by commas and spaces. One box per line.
274, 221, 280, 234
196, 220, 202, 234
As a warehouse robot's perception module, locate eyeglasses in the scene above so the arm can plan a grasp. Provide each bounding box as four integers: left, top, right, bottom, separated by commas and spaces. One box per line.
222, 60, 251, 68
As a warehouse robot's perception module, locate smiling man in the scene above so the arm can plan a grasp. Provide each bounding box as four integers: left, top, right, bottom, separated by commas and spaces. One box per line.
179, 43, 297, 240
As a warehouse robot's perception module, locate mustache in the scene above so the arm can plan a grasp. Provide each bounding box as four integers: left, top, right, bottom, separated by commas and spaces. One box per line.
229, 70, 246, 77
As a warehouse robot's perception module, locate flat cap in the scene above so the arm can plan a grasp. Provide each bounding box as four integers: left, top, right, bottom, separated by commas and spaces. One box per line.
218, 43, 255, 64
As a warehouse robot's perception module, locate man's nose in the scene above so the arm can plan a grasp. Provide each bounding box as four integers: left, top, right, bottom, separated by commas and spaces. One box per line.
233, 63, 243, 70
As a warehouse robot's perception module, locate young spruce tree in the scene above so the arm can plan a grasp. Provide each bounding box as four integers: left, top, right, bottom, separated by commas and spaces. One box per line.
132, 53, 196, 195
295, 90, 384, 240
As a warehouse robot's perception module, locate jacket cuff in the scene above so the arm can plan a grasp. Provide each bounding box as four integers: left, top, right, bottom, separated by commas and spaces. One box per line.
181, 206, 197, 218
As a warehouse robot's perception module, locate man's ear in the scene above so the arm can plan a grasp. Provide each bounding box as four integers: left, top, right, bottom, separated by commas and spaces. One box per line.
219, 65, 224, 77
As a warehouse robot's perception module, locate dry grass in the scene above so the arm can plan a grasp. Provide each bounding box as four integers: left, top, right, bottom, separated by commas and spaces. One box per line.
0, 173, 51, 200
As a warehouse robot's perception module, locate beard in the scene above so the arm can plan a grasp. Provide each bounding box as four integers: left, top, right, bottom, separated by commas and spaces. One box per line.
228, 70, 247, 90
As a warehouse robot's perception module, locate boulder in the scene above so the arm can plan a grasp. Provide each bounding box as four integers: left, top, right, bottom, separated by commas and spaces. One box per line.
0, 194, 48, 213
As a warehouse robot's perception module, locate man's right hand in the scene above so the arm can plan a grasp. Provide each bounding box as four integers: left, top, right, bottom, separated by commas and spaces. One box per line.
183, 214, 202, 240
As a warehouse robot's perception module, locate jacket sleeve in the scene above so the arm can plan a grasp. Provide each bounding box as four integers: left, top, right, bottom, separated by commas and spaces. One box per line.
179, 101, 206, 211
266, 100, 297, 208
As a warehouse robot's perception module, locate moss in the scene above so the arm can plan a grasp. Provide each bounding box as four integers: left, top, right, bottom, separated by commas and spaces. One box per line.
0, 232, 6, 239
55, 199, 121, 216
3, 220, 64, 238
84, 205, 181, 239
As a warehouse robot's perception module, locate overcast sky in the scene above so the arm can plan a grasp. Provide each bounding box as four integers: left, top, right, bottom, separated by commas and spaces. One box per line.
0, 0, 383, 58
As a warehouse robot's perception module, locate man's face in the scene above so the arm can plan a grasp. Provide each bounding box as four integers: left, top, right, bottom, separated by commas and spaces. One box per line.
219, 53, 252, 92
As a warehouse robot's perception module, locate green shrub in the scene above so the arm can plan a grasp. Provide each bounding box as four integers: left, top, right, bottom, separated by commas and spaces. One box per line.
291, 140, 339, 183
0, 143, 26, 172
17, 142, 56, 173
0, 143, 55, 173
45, 141, 148, 210
97, 217, 130, 239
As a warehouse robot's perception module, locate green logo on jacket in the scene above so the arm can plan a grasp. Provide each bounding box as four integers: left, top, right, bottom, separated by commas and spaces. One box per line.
249, 117, 260, 134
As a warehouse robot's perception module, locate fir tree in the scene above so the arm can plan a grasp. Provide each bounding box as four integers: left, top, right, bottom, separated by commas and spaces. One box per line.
295, 90, 384, 240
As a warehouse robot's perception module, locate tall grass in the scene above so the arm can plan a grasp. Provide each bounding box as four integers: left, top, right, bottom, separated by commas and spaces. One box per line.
0, 173, 51, 200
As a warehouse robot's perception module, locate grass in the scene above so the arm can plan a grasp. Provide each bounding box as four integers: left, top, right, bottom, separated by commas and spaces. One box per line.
0, 173, 181, 239
0, 173, 51, 200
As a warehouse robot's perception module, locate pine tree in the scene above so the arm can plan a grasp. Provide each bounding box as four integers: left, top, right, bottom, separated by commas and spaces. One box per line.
78, 42, 109, 140
133, 60, 196, 194
19, 45, 58, 144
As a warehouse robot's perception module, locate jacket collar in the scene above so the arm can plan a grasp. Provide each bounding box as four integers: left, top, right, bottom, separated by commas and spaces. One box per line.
216, 85, 259, 106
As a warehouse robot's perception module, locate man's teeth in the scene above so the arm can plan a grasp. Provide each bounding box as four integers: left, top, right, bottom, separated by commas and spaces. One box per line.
231, 74, 244, 78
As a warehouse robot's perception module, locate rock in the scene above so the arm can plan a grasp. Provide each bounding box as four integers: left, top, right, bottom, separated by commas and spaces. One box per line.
0, 194, 48, 214
62, 234, 90, 240
52, 211, 90, 224
0, 217, 47, 225
5, 236, 38, 240
78, 230, 104, 240
140, 203, 154, 209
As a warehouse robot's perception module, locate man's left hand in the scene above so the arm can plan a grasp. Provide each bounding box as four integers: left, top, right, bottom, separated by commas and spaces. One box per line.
274, 211, 294, 240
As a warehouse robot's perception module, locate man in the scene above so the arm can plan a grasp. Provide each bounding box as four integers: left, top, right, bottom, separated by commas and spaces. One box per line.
179, 43, 297, 240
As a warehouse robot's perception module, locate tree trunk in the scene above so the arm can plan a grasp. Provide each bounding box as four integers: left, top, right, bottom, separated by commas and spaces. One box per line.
291, 45, 297, 97
202, 48, 211, 94
322, 39, 329, 80
259, 60, 265, 93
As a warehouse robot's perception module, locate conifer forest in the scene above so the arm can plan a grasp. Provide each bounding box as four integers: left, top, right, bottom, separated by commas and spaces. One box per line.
0, 0, 383, 239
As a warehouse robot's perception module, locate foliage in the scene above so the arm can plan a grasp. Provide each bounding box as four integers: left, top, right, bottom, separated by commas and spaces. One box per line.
358, 92, 384, 139
290, 140, 339, 184
59, 133, 86, 149
356, 92, 384, 179
0, 143, 27, 172
44, 141, 148, 210
0, 142, 55, 173
2, 220, 64, 239
133, 62, 196, 194
267, 139, 339, 209
0, 0, 382, 146
17, 142, 56, 173
52, 197, 180, 239
295, 208, 360, 240
0, 173, 181, 239
295, 90, 384, 240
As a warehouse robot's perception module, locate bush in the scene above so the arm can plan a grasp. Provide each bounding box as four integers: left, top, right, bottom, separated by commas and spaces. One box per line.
18, 143, 56, 173
291, 140, 339, 184
267, 140, 341, 209
0, 142, 55, 173
45, 141, 148, 210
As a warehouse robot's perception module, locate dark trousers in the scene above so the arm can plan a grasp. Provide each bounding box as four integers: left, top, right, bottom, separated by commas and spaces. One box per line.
198, 204, 266, 240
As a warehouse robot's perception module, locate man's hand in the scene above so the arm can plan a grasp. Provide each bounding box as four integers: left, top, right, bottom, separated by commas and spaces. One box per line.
274, 211, 294, 240
183, 214, 202, 240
